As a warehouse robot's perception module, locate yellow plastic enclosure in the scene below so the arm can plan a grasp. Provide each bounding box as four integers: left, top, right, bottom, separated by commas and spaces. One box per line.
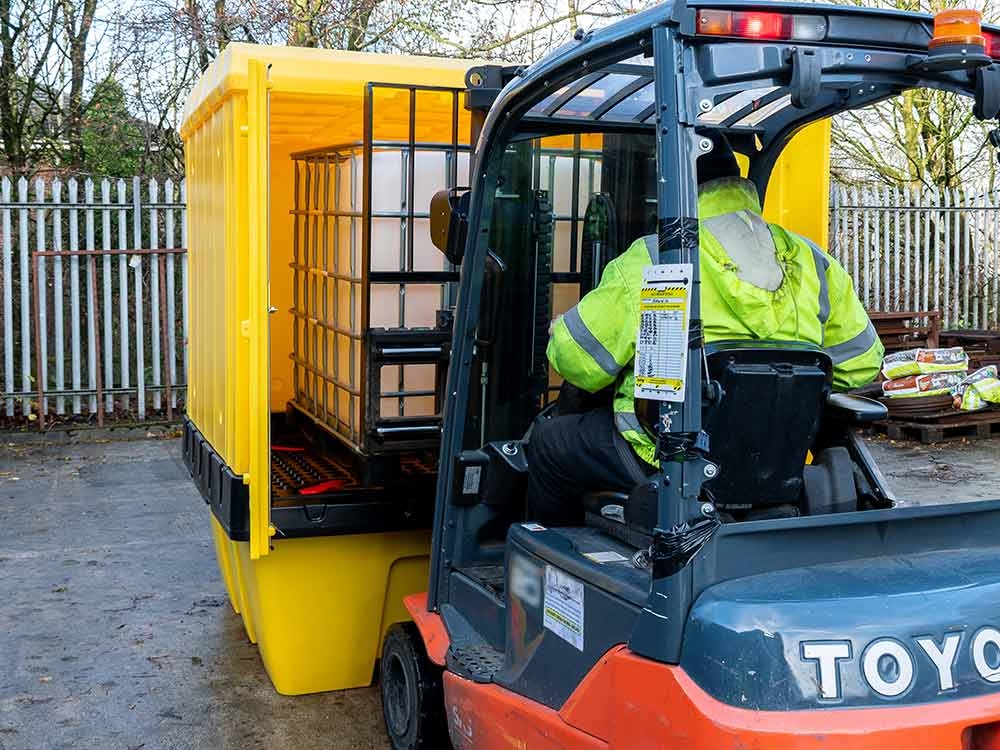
762, 121, 832, 247
210, 513, 430, 693
183, 44, 477, 559
231, 525, 431, 694
183, 44, 477, 694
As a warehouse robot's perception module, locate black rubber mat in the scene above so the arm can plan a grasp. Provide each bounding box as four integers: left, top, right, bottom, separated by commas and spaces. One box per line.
448, 642, 505, 684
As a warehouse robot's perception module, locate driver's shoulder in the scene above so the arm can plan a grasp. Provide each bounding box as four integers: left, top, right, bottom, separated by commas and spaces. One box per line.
608, 234, 657, 284
765, 222, 835, 272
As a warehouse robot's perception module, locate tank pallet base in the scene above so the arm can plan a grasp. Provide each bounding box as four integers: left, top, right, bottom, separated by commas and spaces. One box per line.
281, 404, 437, 487
874, 409, 1000, 443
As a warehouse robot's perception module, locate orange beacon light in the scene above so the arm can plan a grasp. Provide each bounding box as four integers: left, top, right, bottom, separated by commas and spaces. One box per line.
929, 8, 985, 49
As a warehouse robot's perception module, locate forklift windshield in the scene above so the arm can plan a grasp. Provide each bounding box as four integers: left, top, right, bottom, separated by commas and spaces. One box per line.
427, 0, 1000, 667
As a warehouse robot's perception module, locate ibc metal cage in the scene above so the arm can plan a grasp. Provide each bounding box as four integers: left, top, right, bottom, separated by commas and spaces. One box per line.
289, 83, 469, 457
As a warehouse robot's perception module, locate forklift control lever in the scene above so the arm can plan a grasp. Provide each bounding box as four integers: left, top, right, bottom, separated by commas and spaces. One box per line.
703, 380, 725, 407
476, 250, 507, 348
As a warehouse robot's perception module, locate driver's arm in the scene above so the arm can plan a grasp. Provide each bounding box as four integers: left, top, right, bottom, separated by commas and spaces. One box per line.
823, 256, 884, 390
547, 259, 634, 393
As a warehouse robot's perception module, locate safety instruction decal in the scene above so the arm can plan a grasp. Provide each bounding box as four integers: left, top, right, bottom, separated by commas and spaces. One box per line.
634, 263, 693, 403
543, 565, 584, 650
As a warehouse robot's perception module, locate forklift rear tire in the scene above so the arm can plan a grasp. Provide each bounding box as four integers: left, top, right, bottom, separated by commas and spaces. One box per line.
380, 622, 449, 750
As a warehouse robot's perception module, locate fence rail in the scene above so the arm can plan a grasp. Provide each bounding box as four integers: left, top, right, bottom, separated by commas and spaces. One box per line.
830, 184, 1000, 330
0, 176, 187, 426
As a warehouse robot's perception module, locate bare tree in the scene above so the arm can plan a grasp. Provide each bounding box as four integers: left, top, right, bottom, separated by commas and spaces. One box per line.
0, 1, 63, 175
832, 0, 999, 190
60, 0, 98, 168
833, 84, 996, 190
115, 4, 200, 174
0, 0, 651, 177
361, 0, 650, 58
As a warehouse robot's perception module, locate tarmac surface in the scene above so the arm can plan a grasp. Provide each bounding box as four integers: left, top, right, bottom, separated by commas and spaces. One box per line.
0, 435, 388, 750
865, 431, 1000, 504
1, 431, 998, 750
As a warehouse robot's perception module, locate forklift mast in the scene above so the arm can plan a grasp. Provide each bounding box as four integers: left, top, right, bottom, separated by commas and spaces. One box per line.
463, 65, 523, 147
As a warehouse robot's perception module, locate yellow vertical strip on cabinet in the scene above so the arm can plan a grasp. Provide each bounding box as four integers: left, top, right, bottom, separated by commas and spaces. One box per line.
246, 59, 272, 559
763, 120, 832, 249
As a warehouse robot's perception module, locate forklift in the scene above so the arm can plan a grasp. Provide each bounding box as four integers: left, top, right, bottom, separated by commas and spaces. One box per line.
377, 1, 1000, 748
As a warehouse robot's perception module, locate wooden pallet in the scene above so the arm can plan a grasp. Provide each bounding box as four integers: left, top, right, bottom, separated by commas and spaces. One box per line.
871, 310, 940, 351
875, 409, 1000, 443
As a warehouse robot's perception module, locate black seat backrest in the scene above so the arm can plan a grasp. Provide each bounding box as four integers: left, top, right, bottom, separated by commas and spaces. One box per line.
702, 341, 833, 511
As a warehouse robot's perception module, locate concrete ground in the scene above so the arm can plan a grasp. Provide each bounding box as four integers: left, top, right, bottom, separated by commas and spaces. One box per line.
1, 431, 998, 750
865, 431, 1000, 504
0, 436, 387, 750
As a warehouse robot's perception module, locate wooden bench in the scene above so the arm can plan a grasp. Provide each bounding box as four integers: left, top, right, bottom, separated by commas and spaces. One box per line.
869, 310, 940, 352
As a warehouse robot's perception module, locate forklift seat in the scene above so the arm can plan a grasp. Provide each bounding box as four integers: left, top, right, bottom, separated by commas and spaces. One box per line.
699, 341, 833, 512
582, 341, 881, 539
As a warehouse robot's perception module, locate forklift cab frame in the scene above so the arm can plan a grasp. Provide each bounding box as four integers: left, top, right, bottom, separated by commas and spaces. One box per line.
386, 2, 1000, 747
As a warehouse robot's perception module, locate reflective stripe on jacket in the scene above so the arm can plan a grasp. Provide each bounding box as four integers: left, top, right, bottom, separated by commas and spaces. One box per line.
547, 177, 884, 466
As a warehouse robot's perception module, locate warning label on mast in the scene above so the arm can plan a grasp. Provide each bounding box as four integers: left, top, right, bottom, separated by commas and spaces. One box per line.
634, 263, 692, 403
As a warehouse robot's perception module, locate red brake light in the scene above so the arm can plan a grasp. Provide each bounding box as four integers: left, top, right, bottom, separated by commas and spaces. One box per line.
987, 30, 1000, 58
735, 12, 787, 39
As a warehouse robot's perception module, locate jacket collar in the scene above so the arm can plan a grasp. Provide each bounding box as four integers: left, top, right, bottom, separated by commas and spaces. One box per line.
698, 177, 762, 220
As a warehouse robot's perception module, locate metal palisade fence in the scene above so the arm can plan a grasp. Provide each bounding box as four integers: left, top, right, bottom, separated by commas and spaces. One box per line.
830, 184, 1000, 330
2, 176, 999, 427
0, 176, 187, 427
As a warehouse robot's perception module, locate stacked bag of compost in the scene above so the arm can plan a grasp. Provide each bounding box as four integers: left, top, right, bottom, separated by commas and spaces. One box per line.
881, 348, 969, 398
880, 347, 1000, 411
954, 365, 1000, 411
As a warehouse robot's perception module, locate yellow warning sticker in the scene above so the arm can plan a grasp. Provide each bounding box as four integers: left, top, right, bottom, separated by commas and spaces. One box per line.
634, 263, 692, 403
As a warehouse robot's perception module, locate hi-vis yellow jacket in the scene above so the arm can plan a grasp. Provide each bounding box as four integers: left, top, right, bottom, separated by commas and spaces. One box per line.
547, 177, 884, 466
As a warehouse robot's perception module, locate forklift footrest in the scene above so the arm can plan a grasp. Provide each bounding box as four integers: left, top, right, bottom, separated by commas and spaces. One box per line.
447, 642, 504, 684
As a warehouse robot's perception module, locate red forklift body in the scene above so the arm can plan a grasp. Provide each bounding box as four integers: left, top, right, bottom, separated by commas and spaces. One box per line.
408, 595, 1000, 749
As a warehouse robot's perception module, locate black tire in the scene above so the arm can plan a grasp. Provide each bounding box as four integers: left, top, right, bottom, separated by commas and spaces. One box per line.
380, 622, 449, 750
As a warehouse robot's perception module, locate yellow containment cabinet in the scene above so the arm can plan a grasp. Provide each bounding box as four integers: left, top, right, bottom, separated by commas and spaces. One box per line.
180, 43, 480, 695
179, 41, 833, 697
762, 122, 833, 248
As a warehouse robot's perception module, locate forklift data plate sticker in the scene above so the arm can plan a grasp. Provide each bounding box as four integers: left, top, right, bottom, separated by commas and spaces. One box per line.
583, 550, 629, 564
634, 264, 693, 403
543, 566, 584, 650
461, 466, 482, 495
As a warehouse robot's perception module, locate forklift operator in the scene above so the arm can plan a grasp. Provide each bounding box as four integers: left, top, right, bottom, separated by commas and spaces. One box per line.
528, 134, 884, 527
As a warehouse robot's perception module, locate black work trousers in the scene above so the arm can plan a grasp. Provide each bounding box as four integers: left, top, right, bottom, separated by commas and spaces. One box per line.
526, 408, 655, 527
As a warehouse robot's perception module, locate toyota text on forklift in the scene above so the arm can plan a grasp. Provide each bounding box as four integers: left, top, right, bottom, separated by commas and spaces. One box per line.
378, 2, 1000, 749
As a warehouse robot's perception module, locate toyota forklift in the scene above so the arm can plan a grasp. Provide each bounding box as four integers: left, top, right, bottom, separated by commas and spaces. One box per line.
378, 2, 1000, 748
